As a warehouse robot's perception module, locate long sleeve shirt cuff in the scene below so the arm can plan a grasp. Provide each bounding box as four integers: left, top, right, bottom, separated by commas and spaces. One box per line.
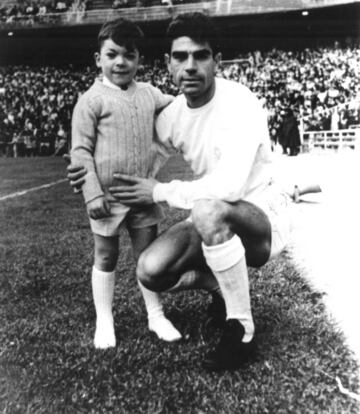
153, 182, 167, 203
153, 182, 193, 210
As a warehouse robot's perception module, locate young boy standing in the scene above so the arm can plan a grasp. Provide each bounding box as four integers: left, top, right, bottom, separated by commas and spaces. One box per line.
71, 18, 181, 349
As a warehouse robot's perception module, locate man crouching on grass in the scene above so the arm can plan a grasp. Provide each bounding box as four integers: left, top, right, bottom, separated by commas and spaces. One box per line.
67, 12, 291, 371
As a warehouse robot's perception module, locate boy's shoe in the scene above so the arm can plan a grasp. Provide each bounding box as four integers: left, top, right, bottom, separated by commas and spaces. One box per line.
204, 291, 226, 329
203, 319, 256, 371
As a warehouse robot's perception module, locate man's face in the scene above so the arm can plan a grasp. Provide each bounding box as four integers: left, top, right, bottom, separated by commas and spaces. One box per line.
167, 37, 220, 107
95, 39, 139, 88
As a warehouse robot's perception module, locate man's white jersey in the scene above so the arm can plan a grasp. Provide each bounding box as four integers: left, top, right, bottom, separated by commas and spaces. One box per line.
154, 78, 274, 210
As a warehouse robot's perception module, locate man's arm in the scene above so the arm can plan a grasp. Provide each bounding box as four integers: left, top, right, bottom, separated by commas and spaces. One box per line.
64, 154, 87, 192
109, 94, 268, 209
109, 132, 262, 210
151, 105, 267, 209
109, 175, 158, 206
147, 136, 173, 179
151, 84, 175, 114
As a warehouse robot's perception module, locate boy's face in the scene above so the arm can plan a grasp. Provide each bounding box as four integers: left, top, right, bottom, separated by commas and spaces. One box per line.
95, 38, 139, 88
166, 36, 221, 108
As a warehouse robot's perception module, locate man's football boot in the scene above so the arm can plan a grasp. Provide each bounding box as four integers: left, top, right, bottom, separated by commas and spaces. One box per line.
203, 319, 256, 371
204, 291, 226, 329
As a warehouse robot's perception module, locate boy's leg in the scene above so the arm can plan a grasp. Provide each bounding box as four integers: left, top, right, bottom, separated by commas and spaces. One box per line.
93, 234, 119, 349
128, 225, 181, 342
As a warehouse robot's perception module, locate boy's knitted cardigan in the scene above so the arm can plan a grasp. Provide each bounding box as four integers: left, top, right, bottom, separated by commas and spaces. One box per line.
71, 79, 172, 203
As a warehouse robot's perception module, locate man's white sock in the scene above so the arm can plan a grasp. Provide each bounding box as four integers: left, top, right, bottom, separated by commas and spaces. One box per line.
202, 235, 254, 342
92, 266, 116, 349
138, 281, 181, 342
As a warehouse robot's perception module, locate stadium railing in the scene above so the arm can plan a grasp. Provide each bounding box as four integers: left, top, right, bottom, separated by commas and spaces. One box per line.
1, 3, 202, 28
301, 128, 360, 152
2, 0, 358, 29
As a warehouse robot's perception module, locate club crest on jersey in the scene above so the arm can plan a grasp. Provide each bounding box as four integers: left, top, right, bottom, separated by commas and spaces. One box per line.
214, 147, 222, 161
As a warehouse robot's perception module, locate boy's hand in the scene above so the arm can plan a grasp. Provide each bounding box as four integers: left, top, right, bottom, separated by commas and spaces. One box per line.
86, 197, 111, 219
63, 154, 87, 193
109, 174, 157, 206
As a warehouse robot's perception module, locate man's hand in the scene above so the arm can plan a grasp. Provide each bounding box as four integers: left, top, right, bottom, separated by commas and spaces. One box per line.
63, 154, 87, 193
109, 174, 158, 206
86, 196, 111, 219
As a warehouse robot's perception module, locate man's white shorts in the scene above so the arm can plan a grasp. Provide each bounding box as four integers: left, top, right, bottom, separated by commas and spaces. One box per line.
255, 187, 291, 260
185, 185, 291, 261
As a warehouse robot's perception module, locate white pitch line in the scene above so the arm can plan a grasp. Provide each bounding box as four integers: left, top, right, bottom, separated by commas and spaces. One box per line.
0, 178, 67, 202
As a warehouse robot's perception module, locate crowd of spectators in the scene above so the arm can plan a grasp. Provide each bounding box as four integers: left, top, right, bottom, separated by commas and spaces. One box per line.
217, 45, 360, 144
0, 65, 92, 156
0, 0, 92, 24
0, 44, 359, 157
0, 0, 198, 23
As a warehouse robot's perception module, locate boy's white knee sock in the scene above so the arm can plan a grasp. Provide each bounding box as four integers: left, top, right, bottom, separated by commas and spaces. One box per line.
92, 266, 116, 349
202, 235, 254, 342
137, 281, 181, 342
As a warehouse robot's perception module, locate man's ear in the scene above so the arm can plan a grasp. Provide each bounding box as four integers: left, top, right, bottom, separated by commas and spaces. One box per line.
94, 52, 101, 68
139, 55, 144, 66
164, 53, 170, 71
214, 52, 222, 72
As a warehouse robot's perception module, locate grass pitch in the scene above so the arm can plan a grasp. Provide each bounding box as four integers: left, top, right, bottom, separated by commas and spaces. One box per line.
0, 156, 359, 413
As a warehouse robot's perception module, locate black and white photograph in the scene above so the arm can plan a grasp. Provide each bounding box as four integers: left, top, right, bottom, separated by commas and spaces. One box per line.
1, 0, 360, 412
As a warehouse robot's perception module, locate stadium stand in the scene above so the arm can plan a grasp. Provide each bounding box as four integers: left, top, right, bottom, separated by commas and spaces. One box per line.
0, 0, 194, 24
302, 129, 359, 152
0, 0, 359, 155
1, 0, 17, 8
0, 43, 359, 157
91, 0, 112, 10
1, 0, 358, 28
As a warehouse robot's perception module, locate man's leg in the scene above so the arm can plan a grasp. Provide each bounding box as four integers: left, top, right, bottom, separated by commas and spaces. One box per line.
136, 220, 212, 292
136, 198, 271, 293
136, 201, 271, 370
191, 198, 271, 371
136, 219, 224, 327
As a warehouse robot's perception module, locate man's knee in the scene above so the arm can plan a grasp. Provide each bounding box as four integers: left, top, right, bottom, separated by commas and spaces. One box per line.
191, 199, 232, 245
136, 249, 165, 292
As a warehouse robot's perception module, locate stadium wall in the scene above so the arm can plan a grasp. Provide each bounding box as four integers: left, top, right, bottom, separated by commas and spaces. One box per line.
0, 2, 359, 65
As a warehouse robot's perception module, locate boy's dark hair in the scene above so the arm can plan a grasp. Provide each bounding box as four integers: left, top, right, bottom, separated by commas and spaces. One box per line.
166, 12, 219, 55
98, 18, 144, 52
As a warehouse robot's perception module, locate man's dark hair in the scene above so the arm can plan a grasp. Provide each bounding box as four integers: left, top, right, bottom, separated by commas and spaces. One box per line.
166, 12, 219, 55
97, 18, 144, 52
